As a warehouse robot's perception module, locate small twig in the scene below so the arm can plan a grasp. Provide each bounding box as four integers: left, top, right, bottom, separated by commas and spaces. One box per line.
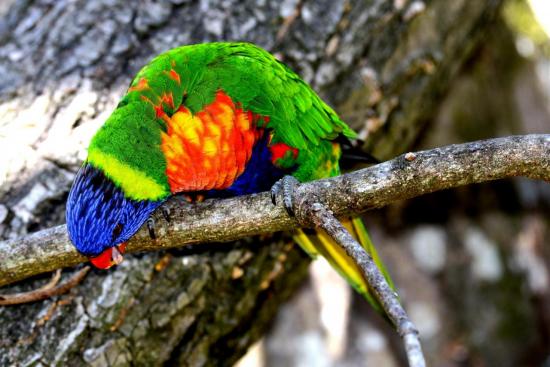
275, 0, 302, 42
37, 269, 62, 291
298, 201, 426, 367
0, 267, 90, 306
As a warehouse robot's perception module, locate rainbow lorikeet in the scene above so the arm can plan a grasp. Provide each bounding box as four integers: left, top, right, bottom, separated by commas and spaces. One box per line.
66, 42, 393, 312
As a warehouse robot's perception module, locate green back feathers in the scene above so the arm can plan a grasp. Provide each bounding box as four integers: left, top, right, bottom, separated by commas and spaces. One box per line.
140, 42, 356, 148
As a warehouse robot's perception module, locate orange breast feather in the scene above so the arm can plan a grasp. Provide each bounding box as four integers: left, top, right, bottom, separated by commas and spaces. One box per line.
160, 91, 262, 193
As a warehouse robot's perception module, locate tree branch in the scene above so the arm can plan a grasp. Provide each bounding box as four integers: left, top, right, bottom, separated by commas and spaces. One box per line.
0, 267, 89, 305
1, 134, 548, 287
303, 202, 426, 367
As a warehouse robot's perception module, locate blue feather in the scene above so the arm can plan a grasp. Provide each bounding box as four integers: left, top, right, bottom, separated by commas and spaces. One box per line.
66, 164, 163, 257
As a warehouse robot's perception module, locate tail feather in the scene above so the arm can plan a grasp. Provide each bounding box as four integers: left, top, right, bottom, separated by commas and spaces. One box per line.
293, 217, 393, 315
348, 217, 394, 288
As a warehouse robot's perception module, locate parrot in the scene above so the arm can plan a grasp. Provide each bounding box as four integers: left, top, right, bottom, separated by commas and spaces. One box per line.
66, 42, 394, 313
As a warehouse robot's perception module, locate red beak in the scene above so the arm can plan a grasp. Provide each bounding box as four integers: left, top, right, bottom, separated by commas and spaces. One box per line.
89, 243, 127, 269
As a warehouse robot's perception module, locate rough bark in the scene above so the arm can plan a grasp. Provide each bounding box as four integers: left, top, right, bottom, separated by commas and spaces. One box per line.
0, 0, 503, 365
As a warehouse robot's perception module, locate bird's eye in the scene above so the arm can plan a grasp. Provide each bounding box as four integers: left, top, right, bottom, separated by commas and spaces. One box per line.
112, 223, 124, 240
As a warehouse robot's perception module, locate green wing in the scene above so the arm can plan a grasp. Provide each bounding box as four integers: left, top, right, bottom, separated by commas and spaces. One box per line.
163, 42, 356, 149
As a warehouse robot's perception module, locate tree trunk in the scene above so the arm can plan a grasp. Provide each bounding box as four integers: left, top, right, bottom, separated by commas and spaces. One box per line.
0, 0, 503, 365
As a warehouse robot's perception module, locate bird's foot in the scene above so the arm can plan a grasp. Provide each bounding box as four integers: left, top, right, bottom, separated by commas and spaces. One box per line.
146, 218, 156, 240
180, 193, 205, 203
270, 175, 300, 217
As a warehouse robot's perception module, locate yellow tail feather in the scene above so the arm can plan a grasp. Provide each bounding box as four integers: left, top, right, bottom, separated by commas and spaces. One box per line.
293, 217, 394, 314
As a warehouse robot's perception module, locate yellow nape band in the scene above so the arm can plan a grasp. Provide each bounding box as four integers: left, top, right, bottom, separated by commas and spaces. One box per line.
88, 149, 168, 201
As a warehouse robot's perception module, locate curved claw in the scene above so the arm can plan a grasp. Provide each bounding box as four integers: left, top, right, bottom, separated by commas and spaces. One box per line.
270, 176, 299, 218
270, 180, 282, 206
147, 218, 156, 240
283, 176, 299, 217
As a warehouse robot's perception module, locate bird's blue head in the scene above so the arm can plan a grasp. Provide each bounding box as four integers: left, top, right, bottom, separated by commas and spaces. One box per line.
66, 163, 163, 269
